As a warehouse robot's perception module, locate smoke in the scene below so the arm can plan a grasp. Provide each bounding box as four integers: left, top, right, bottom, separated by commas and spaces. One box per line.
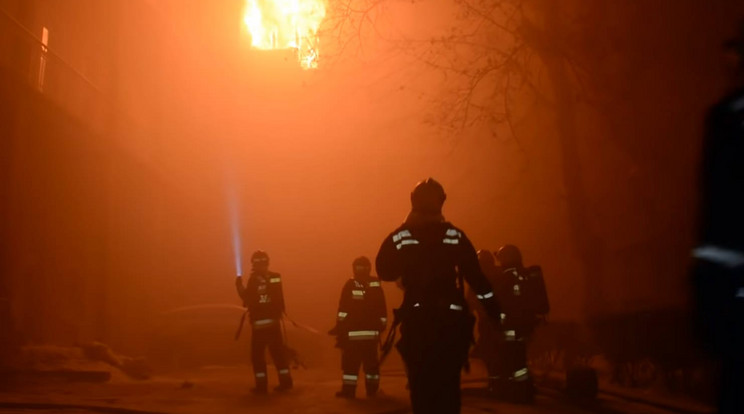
223, 153, 244, 278
227, 185, 243, 277
227, 192, 243, 276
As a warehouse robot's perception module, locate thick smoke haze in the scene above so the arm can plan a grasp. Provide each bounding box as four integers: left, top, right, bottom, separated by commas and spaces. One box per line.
1, 0, 743, 361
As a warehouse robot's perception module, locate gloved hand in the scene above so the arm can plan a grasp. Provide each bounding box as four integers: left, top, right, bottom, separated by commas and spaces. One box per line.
235, 277, 247, 307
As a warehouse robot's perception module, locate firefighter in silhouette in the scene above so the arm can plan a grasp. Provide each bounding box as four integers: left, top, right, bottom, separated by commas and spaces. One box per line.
488, 244, 548, 403
329, 256, 387, 398
691, 21, 744, 414
235, 250, 293, 394
376, 178, 502, 414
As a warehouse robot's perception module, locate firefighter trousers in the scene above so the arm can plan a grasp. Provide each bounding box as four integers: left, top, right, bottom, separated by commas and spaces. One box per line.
340, 340, 380, 396
251, 324, 292, 390
397, 309, 473, 414
487, 333, 533, 402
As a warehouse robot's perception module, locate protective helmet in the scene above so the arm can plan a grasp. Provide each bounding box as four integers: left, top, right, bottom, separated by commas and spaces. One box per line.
477, 249, 495, 269
410, 178, 446, 213
251, 250, 270, 266
496, 244, 523, 268
352, 256, 371, 277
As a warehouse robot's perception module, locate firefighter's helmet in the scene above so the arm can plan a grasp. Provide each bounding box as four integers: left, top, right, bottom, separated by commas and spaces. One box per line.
352, 256, 372, 278
251, 250, 270, 266
496, 244, 523, 268
410, 178, 446, 213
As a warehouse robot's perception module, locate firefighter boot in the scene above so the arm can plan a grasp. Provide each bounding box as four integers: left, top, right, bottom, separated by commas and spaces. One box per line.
488, 377, 508, 399
336, 373, 358, 398
252, 376, 268, 395
335, 383, 356, 399
512, 377, 535, 404
275, 369, 293, 392
365, 374, 380, 397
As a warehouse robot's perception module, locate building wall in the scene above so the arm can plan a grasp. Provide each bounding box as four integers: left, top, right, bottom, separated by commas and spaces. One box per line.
0, 0, 173, 352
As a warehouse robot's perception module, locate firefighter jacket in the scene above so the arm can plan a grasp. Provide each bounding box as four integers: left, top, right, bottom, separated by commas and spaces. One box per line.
692, 87, 744, 360
493, 266, 549, 334
697, 87, 744, 256
376, 219, 501, 323
235, 271, 285, 329
334, 276, 387, 346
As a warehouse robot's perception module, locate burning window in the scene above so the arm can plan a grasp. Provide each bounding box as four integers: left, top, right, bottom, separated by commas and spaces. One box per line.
243, 0, 326, 69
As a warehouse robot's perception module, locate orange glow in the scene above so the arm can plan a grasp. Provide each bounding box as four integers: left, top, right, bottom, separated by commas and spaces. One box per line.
243, 0, 326, 69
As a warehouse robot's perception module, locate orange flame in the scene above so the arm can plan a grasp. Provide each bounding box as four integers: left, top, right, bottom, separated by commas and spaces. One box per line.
243, 0, 327, 69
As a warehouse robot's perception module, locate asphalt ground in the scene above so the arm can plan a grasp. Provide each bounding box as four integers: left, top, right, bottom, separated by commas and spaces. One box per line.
0, 362, 703, 414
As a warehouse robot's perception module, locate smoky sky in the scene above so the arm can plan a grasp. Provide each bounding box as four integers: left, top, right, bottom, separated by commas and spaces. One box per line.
4, 0, 744, 352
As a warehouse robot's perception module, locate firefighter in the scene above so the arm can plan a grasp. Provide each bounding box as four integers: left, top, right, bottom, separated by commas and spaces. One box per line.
488, 244, 549, 403
330, 256, 387, 398
376, 178, 501, 414
691, 21, 744, 414
235, 250, 293, 394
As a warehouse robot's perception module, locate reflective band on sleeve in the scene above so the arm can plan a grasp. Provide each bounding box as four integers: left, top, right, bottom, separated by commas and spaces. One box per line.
255, 372, 266, 378
693, 245, 744, 268
253, 319, 276, 327
279, 369, 290, 375
442, 238, 459, 245
513, 368, 529, 381
476, 291, 494, 300
449, 304, 463, 311
366, 374, 380, 380
396, 239, 420, 250
348, 330, 379, 340
269, 277, 281, 283
368, 281, 381, 287
392, 230, 412, 242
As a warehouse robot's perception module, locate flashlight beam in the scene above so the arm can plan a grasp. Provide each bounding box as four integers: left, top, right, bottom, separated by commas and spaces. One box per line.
227, 187, 243, 277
